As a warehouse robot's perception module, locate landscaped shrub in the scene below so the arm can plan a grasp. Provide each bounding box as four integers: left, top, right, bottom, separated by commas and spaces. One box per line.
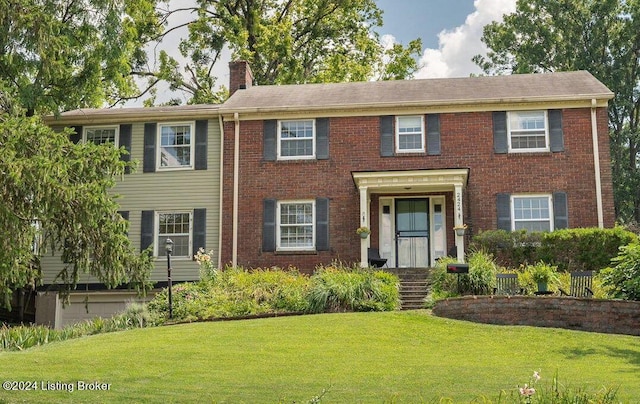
147, 266, 311, 322
600, 242, 640, 301
0, 303, 151, 352
471, 227, 636, 271
470, 230, 542, 268
428, 251, 500, 300
306, 264, 400, 313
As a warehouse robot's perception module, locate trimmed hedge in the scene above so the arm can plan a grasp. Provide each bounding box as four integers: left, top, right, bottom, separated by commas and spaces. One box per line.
471, 227, 637, 271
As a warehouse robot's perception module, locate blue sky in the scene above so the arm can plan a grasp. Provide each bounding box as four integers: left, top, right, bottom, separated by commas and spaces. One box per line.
375, 0, 516, 78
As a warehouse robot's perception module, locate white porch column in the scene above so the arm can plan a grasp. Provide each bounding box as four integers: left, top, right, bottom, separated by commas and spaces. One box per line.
359, 186, 369, 267
454, 184, 465, 263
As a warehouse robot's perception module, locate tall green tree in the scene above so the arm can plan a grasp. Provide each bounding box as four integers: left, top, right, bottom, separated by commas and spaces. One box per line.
474, 0, 640, 222
148, 0, 422, 104
0, 0, 161, 310
0, 0, 161, 116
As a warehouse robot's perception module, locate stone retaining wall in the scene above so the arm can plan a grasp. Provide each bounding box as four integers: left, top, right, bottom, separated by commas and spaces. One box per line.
432, 296, 640, 336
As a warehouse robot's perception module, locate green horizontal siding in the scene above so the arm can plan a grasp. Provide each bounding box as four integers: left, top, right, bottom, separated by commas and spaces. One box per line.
40, 118, 221, 285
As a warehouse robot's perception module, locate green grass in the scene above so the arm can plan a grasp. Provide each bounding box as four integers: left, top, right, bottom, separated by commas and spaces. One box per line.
0, 311, 639, 403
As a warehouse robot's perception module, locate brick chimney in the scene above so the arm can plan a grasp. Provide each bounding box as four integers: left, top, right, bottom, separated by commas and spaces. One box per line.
229, 60, 254, 96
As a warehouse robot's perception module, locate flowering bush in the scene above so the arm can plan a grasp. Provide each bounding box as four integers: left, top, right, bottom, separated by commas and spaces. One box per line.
194, 247, 218, 282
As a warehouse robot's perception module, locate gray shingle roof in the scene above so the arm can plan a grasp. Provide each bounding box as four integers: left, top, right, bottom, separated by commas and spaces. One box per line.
220, 71, 613, 113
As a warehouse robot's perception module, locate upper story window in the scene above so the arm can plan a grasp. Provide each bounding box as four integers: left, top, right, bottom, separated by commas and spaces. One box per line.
512, 195, 553, 232
508, 111, 549, 152
277, 200, 315, 250
156, 211, 192, 257
278, 120, 315, 160
396, 116, 425, 153
158, 122, 194, 170
84, 126, 119, 147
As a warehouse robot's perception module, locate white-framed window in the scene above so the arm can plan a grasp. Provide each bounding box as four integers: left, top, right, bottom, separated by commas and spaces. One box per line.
512, 195, 553, 232
508, 111, 549, 152
158, 122, 194, 169
277, 200, 315, 250
84, 126, 119, 147
396, 116, 425, 153
155, 211, 192, 257
278, 120, 315, 159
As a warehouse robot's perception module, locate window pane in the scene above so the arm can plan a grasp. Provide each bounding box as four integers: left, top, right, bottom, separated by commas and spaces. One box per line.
397, 116, 423, 151
513, 197, 551, 232
158, 212, 191, 256
160, 125, 192, 167
509, 111, 547, 150
279, 120, 314, 157
86, 128, 117, 145
279, 203, 314, 249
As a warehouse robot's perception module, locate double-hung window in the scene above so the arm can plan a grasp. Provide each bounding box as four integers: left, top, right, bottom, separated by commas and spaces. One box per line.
396, 116, 424, 153
278, 120, 315, 159
156, 211, 192, 257
508, 111, 549, 152
158, 123, 194, 169
512, 195, 553, 232
84, 126, 119, 147
277, 201, 315, 250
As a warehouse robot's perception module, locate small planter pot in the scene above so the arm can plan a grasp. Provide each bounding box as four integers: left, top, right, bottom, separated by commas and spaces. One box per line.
359, 232, 370, 239
537, 282, 548, 292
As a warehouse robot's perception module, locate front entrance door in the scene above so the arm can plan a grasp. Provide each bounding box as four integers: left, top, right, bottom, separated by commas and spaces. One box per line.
395, 199, 429, 267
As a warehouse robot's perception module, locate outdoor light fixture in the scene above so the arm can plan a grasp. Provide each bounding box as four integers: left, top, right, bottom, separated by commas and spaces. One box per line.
165, 238, 174, 319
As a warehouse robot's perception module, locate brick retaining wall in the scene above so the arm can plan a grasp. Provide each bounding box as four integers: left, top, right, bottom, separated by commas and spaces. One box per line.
432, 296, 640, 336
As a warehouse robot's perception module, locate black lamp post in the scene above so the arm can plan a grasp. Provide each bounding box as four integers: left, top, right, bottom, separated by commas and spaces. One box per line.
165, 238, 173, 319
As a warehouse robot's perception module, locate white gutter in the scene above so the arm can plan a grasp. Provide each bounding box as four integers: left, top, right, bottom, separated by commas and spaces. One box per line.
232, 112, 240, 267
591, 99, 604, 228
217, 115, 225, 270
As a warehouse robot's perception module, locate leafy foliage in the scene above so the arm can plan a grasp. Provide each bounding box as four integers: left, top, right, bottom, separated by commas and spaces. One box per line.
306, 264, 400, 313
149, 0, 422, 104
428, 252, 500, 300
471, 228, 636, 271
0, 0, 161, 115
0, 303, 151, 351
0, 114, 153, 308
601, 242, 640, 301
147, 263, 400, 323
474, 0, 640, 222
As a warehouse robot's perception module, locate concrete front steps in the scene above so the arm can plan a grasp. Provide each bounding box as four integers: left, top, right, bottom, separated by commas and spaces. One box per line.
384, 268, 432, 310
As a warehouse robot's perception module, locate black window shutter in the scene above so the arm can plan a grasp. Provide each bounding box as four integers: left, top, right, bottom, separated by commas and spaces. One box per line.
380, 116, 394, 157
262, 199, 277, 252
493, 111, 508, 154
195, 120, 208, 170
316, 118, 329, 160
496, 193, 511, 231
140, 210, 154, 252
143, 123, 157, 173
70, 126, 83, 144
426, 114, 441, 155
192, 208, 206, 257
119, 124, 132, 174
316, 197, 330, 251
553, 192, 568, 230
548, 109, 564, 152
263, 120, 277, 161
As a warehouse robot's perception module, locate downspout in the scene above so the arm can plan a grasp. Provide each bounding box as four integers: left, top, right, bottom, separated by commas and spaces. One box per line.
232, 112, 240, 267
591, 99, 604, 228
217, 115, 225, 270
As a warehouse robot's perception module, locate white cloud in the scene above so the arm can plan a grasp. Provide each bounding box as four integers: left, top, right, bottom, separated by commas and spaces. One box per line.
415, 0, 517, 78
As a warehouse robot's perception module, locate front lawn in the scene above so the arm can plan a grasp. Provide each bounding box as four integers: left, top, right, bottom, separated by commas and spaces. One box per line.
0, 311, 638, 403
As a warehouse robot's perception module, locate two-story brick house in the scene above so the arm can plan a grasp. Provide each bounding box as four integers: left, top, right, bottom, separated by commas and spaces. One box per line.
37, 61, 615, 326
219, 61, 614, 271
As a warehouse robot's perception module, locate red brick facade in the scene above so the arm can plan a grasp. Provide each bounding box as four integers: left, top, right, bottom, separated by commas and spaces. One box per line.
220, 108, 615, 271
